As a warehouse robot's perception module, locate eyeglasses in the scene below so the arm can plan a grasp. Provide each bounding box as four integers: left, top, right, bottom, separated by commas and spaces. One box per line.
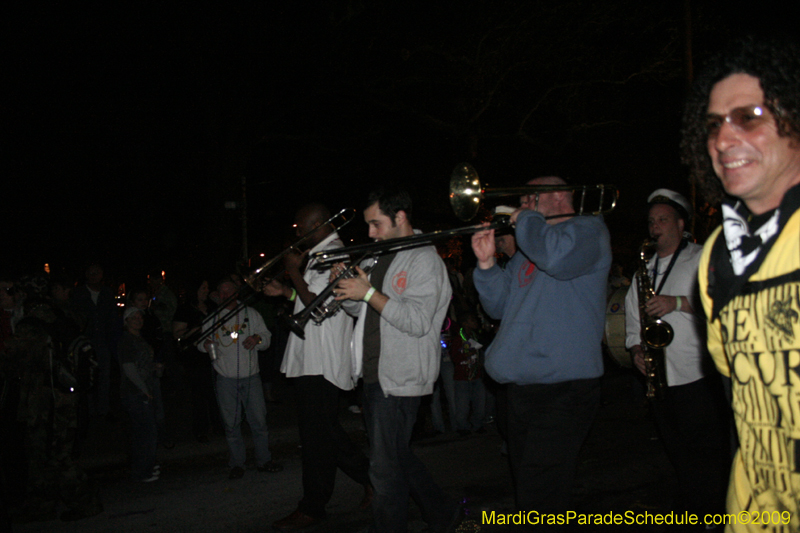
705, 105, 770, 139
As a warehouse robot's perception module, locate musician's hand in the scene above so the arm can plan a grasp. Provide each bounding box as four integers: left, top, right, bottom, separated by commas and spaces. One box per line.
334, 266, 371, 301
631, 345, 646, 376
509, 207, 528, 225
263, 279, 287, 298
645, 295, 677, 318
471, 223, 496, 269
203, 339, 214, 352
329, 262, 347, 283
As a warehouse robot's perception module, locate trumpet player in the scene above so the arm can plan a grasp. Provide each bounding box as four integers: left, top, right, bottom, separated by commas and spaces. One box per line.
333, 187, 462, 533
263, 203, 371, 531
623, 189, 729, 519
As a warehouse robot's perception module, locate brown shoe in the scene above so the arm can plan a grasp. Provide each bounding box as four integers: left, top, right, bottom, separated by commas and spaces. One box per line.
272, 510, 321, 531
359, 484, 374, 510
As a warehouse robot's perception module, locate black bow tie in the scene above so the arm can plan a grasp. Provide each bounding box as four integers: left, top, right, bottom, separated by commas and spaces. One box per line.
737, 234, 762, 256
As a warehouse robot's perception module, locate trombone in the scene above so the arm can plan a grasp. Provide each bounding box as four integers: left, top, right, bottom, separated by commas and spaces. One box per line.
450, 162, 618, 221
242, 207, 357, 290
311, 163, 618, 264
178, 207, 357, 349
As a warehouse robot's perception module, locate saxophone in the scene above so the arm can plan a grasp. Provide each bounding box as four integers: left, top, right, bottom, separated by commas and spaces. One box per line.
636, 239, 673, 400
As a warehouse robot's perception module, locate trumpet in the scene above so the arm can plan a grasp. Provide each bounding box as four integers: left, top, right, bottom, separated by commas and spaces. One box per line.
312, 163, 618, 264
284, 255, 378, 339
178, 207, 356, 348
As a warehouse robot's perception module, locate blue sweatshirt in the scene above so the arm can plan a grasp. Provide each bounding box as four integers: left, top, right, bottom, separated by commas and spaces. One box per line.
473, 209, 610, 384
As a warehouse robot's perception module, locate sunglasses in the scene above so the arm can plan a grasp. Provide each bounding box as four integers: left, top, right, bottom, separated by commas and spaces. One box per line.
705, 105, 770, 139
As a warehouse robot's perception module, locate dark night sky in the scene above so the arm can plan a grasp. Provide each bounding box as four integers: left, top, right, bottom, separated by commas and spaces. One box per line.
4, 1, 797, 285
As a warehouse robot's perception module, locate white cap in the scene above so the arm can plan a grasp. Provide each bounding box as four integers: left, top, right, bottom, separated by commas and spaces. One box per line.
647, 189, 691, 221
493, 205, 515, 217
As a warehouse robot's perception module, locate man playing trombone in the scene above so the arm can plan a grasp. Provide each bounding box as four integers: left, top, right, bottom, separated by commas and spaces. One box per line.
471, 176, 611, 517
263, 203, 371, 531
333, 187, 462, 533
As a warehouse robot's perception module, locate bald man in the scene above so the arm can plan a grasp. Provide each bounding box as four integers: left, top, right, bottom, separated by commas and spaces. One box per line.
471, 176, 611, 515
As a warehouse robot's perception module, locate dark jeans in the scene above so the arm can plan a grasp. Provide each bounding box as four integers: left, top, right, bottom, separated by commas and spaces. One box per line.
506, 378, 601, 514
362, 381, 454, 533
295, 375, 370, 518
121, 394, 158, 481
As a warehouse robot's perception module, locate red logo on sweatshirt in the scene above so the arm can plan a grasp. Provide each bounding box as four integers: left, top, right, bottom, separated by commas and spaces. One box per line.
518, 260, 536, 287
392, 271, 407, 294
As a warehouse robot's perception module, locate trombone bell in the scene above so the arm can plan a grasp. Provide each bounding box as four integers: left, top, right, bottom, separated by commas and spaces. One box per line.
449, 163, 485, 221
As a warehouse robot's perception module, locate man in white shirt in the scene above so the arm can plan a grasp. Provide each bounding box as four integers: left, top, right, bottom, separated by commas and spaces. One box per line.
624, 189, 729, 518
265, 203, 370, 531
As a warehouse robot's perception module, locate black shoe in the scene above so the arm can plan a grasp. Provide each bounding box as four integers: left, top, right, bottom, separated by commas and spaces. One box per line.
228, 466, 245, 479
457, 429, 471, 437
257, 460, 283, 473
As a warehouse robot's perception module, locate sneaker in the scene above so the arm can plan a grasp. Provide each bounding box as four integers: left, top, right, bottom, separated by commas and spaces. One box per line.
140, 474, 159, 483
229, 466, 245, 480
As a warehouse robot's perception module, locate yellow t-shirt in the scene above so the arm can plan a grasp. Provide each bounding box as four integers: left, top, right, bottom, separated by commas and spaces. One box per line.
699, 211, 800, 533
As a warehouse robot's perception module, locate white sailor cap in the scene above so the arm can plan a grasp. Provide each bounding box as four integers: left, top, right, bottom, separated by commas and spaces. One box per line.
493, 205, 515, 218
647, 189, 691, 221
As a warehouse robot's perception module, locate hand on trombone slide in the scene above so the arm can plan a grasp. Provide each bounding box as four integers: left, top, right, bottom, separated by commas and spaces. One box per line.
471, 222, 498, 270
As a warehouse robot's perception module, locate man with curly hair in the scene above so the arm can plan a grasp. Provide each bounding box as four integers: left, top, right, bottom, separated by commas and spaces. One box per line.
681, 37, 800, 531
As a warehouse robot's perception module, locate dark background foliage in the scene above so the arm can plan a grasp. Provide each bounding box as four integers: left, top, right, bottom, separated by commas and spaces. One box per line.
3, 0, 797, 284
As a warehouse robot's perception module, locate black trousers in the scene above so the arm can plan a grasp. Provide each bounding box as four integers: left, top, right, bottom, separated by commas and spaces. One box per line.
295, 375, 370, 518
652, 376, 730, 517
506, 378, 601, 514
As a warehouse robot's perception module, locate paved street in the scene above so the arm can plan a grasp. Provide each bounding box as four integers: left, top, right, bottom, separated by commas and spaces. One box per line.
14, 361, 686, 533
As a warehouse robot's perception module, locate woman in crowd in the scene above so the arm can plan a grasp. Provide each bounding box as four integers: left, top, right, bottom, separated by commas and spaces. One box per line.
128, 288, 173, 449
118, 307, 159, 482
173, 278, 222, 442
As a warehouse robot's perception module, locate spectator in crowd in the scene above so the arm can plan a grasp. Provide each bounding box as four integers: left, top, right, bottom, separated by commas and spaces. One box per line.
128, 288, 174, 449
450, 312, 487, 437
118, 307, 160, 482
198, 279, 282, 479
173, 277, 223, 443
71, 263, 117, 420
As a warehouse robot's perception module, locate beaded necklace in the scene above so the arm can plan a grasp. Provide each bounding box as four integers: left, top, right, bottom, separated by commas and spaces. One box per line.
215, 307, 250, 347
